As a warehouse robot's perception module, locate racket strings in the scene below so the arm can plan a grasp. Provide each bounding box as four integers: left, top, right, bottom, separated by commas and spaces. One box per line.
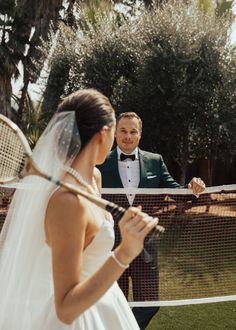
0, 122, 26, 181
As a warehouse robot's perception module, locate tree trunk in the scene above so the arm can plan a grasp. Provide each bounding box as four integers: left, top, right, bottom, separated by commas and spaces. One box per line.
179, 162, 188, 186
0, 75, 12, 117
17, 64, 29, 126
198, 158, 212, 186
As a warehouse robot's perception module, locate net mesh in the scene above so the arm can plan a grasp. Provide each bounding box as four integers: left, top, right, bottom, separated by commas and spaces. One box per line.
0, 121, 26, 182
102, 185, 236, 306
0, 184, 236, 306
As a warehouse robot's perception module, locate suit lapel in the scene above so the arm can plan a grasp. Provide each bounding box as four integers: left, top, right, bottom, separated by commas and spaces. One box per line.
110, 148, 124, 188
138, 149, 148, 188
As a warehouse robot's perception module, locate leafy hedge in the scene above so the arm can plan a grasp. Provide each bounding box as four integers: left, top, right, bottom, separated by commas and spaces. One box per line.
51, 1, 236, 183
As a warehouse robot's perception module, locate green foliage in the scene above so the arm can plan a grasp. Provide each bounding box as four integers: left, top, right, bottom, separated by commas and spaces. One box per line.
65, 0, 236, 179
39, 1, 123, 118
0, 0, 66, 117
40, 23, 76, 120
0, 0, 15, 14
196, 0, 216, 14
22, 96, 46, 148
78, 0, 118, 30
11, 93, 46, 148
130, 1, 236, 168
0, 1, 21, 79
69, 23, 139, 97
216, 0, 235, 16
44, 0, 236, 182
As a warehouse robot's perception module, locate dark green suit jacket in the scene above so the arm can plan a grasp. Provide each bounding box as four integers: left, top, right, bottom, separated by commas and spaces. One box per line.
98, 148, 180, 189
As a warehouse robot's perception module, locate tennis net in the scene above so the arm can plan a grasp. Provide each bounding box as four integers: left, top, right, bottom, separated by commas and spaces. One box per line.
0, 184, 236, 306
102, 185, 236, 306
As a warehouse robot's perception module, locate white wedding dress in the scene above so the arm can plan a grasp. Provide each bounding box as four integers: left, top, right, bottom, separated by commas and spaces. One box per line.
0, 112, 139, 329
33, 212, 140, 330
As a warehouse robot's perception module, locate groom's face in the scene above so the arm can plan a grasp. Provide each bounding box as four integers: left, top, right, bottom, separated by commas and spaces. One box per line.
115, 117, 142, 154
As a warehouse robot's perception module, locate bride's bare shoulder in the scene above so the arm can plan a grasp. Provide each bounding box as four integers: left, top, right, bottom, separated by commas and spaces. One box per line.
48, 188, 84, 213
45, 189, 88, 245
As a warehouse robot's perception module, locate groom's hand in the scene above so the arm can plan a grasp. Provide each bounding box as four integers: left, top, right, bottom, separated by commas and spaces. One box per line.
188, 177, 206, 195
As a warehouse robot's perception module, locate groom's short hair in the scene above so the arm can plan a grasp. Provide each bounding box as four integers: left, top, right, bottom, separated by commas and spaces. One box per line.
116, 112, 142, 131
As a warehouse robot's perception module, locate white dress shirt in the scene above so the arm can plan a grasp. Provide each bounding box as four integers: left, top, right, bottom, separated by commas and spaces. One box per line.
117, 147, 140, 205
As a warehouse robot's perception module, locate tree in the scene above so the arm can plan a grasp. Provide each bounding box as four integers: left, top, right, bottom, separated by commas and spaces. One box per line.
40, 0, 132, 119
12, 92, 46, 148
132, 2, 236, 184
0, 1, 22, 116
216, 0, 234, 16
65, 0, 236, 184
0, 0, 65, 121
28, 0, 235, 183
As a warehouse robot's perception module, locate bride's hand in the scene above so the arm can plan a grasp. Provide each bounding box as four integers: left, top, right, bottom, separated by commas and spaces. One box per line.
115, 207, 158, 265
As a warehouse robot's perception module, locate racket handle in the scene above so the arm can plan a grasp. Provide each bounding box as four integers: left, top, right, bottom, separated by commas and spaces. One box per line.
106, 202, 126, 219
105, 202, 165, 239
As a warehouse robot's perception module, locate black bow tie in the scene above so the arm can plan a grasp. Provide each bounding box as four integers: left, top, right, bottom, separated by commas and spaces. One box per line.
120, 153, 135, 161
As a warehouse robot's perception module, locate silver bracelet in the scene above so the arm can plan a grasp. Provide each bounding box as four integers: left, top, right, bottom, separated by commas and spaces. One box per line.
110, 251, 129, 269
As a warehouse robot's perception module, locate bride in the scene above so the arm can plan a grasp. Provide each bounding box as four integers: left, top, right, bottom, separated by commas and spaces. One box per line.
0, 89, 158, 329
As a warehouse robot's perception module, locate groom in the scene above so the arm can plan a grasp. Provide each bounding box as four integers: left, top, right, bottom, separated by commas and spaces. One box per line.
98, 112, 205, 330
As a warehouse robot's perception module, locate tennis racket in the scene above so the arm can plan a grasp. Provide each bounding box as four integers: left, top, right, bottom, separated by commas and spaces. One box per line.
0, 114, 165, 238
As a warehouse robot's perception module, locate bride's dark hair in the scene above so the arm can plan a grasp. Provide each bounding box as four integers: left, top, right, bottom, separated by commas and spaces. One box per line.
57, 89, 115, 151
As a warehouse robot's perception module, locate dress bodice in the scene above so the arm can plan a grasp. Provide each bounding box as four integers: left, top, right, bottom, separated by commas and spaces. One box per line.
80, 214, 115, 281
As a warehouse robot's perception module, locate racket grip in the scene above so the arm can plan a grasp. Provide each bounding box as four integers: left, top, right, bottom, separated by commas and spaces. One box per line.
106, 202, 126, 220
105, 202, 165, 239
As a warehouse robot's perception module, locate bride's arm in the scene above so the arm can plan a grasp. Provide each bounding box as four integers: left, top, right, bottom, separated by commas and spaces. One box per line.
45, 190, 157, 324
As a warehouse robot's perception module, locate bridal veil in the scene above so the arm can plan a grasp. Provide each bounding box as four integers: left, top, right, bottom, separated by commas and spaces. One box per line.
0, 111, 81, 329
